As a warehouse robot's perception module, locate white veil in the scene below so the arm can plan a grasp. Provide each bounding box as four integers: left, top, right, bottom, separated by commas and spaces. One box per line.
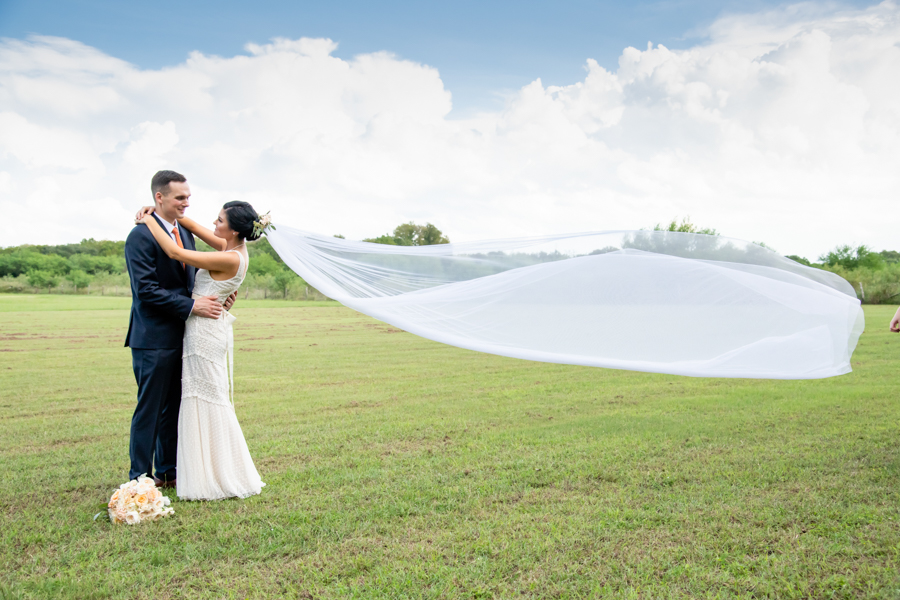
267, 227, 864, 379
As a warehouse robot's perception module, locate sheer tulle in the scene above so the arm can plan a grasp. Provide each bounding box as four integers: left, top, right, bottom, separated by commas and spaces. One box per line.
267, 227, 864, 379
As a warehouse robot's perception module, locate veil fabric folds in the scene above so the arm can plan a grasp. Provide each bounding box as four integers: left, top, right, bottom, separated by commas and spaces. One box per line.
267, 226, 864, 379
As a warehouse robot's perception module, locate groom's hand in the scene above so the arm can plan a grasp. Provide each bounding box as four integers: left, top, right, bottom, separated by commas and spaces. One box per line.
191, 296, 224, 319
223, 292, 237, 311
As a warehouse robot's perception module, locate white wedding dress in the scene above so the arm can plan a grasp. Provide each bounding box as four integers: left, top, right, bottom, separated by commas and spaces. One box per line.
177, 249, 265, 500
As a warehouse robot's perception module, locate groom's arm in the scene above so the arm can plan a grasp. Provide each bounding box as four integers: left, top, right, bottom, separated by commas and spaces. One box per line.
126, 230, 195, 321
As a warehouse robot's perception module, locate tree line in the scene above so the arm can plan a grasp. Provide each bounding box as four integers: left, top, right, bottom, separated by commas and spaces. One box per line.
2, 218, 898, 303
0, 222, 450, 300
653, 218, 900, 304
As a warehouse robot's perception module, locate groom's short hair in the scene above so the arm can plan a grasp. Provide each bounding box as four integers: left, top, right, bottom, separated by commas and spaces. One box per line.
151, 170, 187, 197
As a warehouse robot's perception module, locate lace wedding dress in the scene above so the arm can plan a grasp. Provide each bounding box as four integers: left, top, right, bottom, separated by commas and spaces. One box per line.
177, 249, 265, 500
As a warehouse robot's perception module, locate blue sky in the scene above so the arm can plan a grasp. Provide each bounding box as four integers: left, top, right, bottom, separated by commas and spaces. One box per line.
0, 0, 879, 113
0, 0, 897, 254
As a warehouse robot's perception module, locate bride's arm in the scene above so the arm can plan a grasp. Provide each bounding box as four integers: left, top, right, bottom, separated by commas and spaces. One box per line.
137, 215, 240, 275
176, 216, 226, 251
134, 206, 227, 251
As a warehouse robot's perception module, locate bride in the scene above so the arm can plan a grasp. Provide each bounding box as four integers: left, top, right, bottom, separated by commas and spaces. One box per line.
136, 201, 265, 500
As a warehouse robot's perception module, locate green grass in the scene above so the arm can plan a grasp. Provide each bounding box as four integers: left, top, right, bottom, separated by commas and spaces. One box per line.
1, 295, 898, 599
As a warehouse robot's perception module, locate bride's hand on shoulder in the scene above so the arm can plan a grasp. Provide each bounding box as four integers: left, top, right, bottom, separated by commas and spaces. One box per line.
135, 206, 155, 221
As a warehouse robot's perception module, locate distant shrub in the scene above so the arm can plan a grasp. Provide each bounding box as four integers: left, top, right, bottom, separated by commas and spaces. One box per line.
819, 262, 900, 304
0, 275, 28, 293
66, 269, 91, 292
27, 270, 60, 293
653, 217, 718, 236
786, 255, 811, 266
819, 244, 885, 270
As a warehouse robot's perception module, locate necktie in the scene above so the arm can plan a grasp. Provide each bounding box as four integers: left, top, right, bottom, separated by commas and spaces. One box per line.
172, 226, 185, 270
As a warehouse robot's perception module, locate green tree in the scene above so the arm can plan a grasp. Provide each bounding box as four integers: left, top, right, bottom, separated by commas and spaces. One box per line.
0, 249, 68, 277
27, 270, 60, 293
820, 244, 885, 270
77, 238, 126, 257
364, 222, 450, 246
786, 255, 812, 266
653, 217, 718, 236
68, 253, 125, 274
247, 237, 283, 263
418, 223, 450, 245
66, 269, 91, 293
392, 222, 419, 246
259, 273, 276, 299
272, 268, 295, 299
249, 252, 282, 276
2, 238, 125, 259
363, 234, 398, 245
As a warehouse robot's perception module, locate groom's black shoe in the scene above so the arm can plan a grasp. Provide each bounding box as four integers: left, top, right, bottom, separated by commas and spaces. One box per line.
153, 476, 176, 489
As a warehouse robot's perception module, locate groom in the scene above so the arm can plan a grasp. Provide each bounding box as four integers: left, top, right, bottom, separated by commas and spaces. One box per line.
124, 170, 227, 487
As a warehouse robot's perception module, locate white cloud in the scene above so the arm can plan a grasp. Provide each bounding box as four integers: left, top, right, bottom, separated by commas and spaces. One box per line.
123, 121, 179, 167
0, 2, 899, 258
0, 112, 104, 170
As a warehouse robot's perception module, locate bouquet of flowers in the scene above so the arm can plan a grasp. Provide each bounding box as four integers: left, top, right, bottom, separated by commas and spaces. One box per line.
107, 475, 174, 524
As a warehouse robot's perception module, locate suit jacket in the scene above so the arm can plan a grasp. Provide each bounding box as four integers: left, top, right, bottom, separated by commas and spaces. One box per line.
124, 214, 197, 349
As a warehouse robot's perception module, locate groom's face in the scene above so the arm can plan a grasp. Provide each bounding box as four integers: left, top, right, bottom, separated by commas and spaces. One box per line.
155, 181, 191, 220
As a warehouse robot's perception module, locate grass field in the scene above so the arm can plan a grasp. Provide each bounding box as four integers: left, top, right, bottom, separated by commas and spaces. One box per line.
1, 294, 898, 599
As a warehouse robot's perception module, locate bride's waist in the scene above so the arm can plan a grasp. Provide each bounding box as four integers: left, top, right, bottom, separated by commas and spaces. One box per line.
192, 292, 226, 303
190, 293, 229, 324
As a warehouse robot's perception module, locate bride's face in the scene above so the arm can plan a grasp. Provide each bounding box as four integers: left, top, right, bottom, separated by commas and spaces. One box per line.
213, 209, 238, 240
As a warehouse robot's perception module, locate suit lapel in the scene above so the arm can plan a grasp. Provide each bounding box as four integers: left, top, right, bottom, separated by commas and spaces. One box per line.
151, 213, 192, 287
178, 225, 196, 291
150, 213, 168, 234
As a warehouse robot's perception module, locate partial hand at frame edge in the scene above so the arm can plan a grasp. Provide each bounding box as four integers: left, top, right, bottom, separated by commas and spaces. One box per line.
890, 307, 900, 332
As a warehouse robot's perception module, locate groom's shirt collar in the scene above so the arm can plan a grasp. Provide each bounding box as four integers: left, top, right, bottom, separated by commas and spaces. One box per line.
155, 214, 179, 243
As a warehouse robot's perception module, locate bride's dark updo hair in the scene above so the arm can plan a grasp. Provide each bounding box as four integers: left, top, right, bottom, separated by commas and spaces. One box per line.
223, 201, 261, 241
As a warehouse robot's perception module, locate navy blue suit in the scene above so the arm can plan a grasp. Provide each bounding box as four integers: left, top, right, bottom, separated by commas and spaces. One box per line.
124, 214, 196, 481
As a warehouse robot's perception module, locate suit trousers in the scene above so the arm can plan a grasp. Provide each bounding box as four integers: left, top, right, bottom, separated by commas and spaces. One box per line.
129, 347, 182, 481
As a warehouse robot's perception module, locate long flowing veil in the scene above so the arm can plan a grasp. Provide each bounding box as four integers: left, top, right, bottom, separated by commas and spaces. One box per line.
267, 227, 864, 379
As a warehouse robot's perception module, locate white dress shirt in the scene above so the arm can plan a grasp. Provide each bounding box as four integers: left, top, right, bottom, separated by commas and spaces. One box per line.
155, 214, 180, 242
154, 214, 195, 313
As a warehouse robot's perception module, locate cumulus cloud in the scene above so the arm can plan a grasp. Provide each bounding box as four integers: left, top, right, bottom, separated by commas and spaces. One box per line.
0, 1, 898, 258
123, 121, 179, 166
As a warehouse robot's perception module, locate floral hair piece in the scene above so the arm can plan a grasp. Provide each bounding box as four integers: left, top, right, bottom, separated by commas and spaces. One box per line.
252, 212, 275, 238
